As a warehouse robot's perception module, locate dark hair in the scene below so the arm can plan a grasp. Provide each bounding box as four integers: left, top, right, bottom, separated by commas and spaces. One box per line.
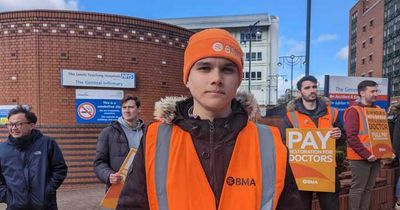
357, 80, 378, 96
7, 105, 37, 124
122, 95, 140, 108
297, 75, 318, 90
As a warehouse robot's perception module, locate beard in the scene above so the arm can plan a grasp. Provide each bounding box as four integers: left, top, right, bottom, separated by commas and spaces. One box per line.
301, 93, 317, 102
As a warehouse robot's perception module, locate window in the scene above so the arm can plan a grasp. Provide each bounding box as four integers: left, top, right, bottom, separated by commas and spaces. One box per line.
251, 72, 256, 79
245, 72, 249, 80
363, 25, 366, 32
362, 58, 365, 64
256, 72, 262, 80
362, 41, 366, 48
251, 53, 256, 61
240, 32, 262, 42
368, 72, 372, 77
369, 54, 373, 61
256, 33, 262, 41
369, 37, 374, 44
370, 19, 374, 27
257, 52, 262, 61
245, 52, 260, 61
240, 33, 245, 42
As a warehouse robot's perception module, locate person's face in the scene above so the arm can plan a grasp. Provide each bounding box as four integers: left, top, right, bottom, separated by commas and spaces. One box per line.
298, 80, 318, 102
122, 100, 140, 122
7, 113, 34, 138
185, 57, 240, 114
360, 86, 378, 104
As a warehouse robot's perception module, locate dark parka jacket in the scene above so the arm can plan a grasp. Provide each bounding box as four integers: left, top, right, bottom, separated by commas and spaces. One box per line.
116, 92, 303, 210
281, 96, 346, 146
0, 129, 68, 210
94, 120, 145, 190
392, 115, 400, 156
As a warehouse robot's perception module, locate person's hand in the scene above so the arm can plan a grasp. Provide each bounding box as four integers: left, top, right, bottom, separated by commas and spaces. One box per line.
330, 127, 341, 139
367, 155, 377, 162
109, 173, 123, 184
392, 153, 397, 159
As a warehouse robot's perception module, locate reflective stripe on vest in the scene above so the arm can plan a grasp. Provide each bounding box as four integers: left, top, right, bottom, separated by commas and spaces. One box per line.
289, 111, 299, 128
155, 124, 172, 210
151, 122, 284, 210
344, 106, 373, 160
357, 109, 369, 135
257, 124, 276, 210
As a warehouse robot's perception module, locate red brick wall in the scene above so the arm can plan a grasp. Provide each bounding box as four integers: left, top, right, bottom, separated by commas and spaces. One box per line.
0, 10, 192, 125
0, 10, 193, 188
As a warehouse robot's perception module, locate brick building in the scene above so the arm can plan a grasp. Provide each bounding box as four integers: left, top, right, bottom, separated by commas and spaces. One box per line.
0, 10, 192, 188
0, 10, 192, 125
349, 0, 400, 97
348, 0, 384, 78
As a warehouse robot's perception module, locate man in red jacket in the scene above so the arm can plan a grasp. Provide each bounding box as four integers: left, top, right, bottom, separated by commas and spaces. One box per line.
344, 80, 380, 210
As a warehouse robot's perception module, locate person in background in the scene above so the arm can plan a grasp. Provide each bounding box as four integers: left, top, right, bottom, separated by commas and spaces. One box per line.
0, 105, 67, 210
94, 95, 145, 191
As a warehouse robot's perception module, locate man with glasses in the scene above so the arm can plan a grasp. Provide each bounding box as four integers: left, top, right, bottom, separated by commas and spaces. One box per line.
0, 105, 67, 210
281, 75, 345, 210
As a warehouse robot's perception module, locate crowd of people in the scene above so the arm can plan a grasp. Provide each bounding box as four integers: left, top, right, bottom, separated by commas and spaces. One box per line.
0, 28, 398, 210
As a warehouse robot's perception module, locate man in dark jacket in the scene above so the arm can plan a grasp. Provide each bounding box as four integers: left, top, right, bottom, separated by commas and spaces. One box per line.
281, 76, 346, 210
116, 28, 302, 210
94, 95, 145, 191
0, 105, 67, 210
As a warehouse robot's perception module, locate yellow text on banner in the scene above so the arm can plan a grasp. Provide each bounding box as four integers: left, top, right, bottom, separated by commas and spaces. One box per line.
365, 107, 393, 159
286, 128, 336, 192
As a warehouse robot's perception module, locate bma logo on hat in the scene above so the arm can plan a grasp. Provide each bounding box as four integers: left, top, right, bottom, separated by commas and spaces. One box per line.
212, 42, 224, 52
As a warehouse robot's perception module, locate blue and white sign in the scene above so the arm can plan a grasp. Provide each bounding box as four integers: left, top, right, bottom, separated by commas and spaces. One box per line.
76, 89, 124, 124
62, 69, 135, 89
325, 75, 389, 121
0, 105, 17, 124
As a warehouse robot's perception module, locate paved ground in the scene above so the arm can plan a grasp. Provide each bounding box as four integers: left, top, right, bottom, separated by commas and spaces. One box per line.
0, 185, 109, 210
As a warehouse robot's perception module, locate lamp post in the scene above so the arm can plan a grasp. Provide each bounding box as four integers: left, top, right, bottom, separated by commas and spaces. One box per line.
277, 55, 306, 100
245, 20, 260, 92
305, 0, 312, 76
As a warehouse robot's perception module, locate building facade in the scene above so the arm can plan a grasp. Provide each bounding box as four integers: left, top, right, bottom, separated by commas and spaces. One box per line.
348, 0, 384, 78
0, 10, 191, 187
0, 10, 191, 125
349, 0, 400, 97
159, 13, 280, 111
383, 0, 400, 96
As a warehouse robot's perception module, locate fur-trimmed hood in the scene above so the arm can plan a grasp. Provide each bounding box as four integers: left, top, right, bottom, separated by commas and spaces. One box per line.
286, 96, 331, 112
153, 91, 259, 124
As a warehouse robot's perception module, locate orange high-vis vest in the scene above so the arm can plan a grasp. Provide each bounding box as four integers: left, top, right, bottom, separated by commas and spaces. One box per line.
343, 106, 372, 160
145, 121, 288, 210
286, 106, 338, 129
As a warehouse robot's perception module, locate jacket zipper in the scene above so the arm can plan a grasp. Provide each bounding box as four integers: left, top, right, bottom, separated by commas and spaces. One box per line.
209, 121, 218, 207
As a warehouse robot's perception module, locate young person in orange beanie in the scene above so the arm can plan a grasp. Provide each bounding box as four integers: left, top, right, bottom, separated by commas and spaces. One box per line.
116, 28, 302, 210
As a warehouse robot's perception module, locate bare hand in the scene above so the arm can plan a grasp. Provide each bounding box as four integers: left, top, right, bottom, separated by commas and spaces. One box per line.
330, 127, 341, 139
109, 173, 123, 184
367, 155, 377, 162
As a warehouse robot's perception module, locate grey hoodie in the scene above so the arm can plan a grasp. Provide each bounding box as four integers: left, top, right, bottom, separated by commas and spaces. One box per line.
118, 117, 144, 149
